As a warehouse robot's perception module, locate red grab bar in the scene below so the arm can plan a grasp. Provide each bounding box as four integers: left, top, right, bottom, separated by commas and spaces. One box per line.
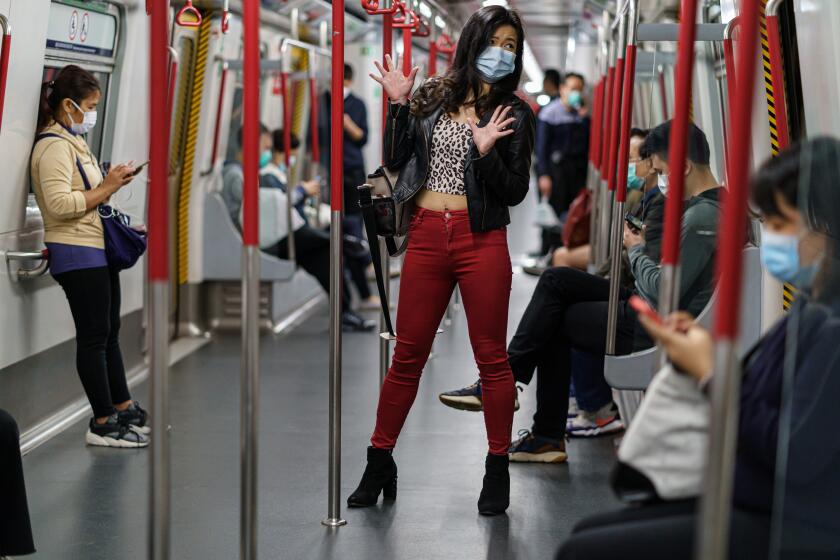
714, 0, 763, 339
331, 0, 345, 212
149, 1, 169, 280
175, 0, 202, 28
241, 0, 259, 246
659, 0, 701, 267
428, 38, 438, 77
599, 66, 615, 177
382, 12, 394, 133
361, 0, 398, 15
309, 77, 320, 164
589, 78, 603, 168
414, 17, 431, 38
221, 0, 231, 34
766, 1, 790, 150
606, 55, 625, 192
615, 43, 638, 203
281, 72, 292, 167
0, 15, 11, 134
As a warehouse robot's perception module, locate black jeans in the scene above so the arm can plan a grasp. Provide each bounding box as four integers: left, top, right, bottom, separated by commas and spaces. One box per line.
54, 266, 131, 419
343, 213, 372, 300
266, 225, 351, 311
0, 409, 35, 556
507, 267, 642, 439
556, 500, 771, 560
541, 158, 588, 255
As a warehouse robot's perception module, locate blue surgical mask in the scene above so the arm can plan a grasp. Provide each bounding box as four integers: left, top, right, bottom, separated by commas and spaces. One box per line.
68, 99, 97, 135
475, 46, 516, 83
259, 149, 272, 168
627, 163, 645, 191
760, 229, 822, 288
567, 90, 582, 109
657, 173, 669, 196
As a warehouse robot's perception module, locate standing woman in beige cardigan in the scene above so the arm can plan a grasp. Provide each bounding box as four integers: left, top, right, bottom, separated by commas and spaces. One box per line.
31, 65, 147, 448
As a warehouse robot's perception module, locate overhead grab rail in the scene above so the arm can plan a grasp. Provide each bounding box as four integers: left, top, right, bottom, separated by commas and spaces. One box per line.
175, 0, 202, 28
361, 0, 399, 15
0, 14, 11, 134
697, 0, 763, 557
5, 250, 49, 281
765, 0, 790, 150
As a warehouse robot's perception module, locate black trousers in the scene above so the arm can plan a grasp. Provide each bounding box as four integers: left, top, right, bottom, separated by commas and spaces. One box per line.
556, 500, 771, 560
266, 225, 351, 311
541, 158, 588, 255
507, 267, 642, 439
343, 213, 372, 300
0, 409, 35, 556
54, 266, 131, 419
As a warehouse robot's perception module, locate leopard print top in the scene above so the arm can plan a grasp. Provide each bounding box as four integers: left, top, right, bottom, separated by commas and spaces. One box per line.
425, 112, 472, 196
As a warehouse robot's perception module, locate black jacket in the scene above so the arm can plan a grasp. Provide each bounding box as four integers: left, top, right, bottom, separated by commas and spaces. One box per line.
383, 95, 536, 233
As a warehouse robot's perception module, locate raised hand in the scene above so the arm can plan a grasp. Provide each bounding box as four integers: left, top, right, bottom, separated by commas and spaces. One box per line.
369, 54, 419, 105
468, 105, 516, 157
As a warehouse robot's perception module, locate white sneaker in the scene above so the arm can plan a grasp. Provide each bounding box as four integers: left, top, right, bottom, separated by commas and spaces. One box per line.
566, 403, 623, 438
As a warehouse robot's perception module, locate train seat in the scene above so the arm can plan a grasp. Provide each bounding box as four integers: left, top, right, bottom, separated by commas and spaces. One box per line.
605, 245, 763, 391
202, 193, 323, 332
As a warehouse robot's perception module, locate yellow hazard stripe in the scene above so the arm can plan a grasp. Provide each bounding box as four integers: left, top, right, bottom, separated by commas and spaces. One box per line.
177, 14, 211, 285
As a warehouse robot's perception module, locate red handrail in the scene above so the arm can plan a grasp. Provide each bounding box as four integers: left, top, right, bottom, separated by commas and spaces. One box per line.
382, 12, 393, 133
414, 17, 431, 38
607, 55, 625, 192
714, 0, 762, 339
0, 15, 11, 135
599, 66, 615, 177
766, 3, 790, 150
659, 0, 701, 267
361, 0, 398, 15
241, 0, 259, 246
309, 77, 320, 164
221, 0, 231, 34
588, 78, 603, 168
281, 72, 292, 167
175, 0, 202, 28
210, 64, 228, 171
332, 0, 345, 212
428, 38, 438, 76
149, 1, 169, 280
615, 43, 638, 203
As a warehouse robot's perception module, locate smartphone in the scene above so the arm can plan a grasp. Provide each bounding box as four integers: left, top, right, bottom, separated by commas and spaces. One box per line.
629, 295, 664, 325
624, 213, 644, 233
128, 161, 150, 177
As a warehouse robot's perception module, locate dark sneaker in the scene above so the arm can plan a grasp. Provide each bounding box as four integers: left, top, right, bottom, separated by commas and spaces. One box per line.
438, 380, 521, 412
342, 310, 376, 332
566, 402, 624, 438
508, 429, 567, 463
118, 401, 150, 434
86, 415, 149, 448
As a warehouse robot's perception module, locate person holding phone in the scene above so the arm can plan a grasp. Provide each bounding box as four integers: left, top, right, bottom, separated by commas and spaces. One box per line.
556, 137, 840, 560
31, 65, 148, 448
347, 5, 535, 516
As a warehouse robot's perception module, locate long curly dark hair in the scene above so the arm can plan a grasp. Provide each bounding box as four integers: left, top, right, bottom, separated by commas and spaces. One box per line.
411, 5, 525, 119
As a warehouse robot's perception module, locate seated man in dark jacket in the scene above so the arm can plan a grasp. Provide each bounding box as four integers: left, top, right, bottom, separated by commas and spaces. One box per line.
439, 120, 723, 463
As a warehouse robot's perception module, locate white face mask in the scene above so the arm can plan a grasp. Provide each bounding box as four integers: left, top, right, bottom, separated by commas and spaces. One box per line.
657, 173, 669, 196
68, 99, 97, 135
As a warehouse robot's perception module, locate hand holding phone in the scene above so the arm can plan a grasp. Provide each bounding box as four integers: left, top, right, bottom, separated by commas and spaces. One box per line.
624, 212, 644, 233
629, 295, 663, 325
127, 160, 150, 177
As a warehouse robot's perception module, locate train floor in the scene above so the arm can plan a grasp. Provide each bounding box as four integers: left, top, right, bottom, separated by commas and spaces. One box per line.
21, 198, 622, 560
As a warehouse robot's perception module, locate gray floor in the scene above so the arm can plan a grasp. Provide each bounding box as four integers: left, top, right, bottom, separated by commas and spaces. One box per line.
21, 197, 622, 560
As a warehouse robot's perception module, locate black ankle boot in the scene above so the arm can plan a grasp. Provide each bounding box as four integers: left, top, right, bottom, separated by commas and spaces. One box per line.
477, 453, 510, 516
347, 446, 398, 508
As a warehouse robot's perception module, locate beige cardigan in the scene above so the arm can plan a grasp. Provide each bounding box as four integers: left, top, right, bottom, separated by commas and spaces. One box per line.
30, 122, 105, 249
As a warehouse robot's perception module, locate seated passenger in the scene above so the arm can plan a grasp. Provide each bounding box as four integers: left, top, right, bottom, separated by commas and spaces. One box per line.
557, 136, 840, 560
221, 124, 375, 332
439, 120, 722, 462
0, 409, 35, 557
550, 127, 662, 271
260, 129, 320, 221
31, 65, 149, 448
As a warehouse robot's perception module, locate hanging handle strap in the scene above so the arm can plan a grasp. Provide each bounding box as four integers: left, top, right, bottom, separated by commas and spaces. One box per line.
176, 0, 202, 28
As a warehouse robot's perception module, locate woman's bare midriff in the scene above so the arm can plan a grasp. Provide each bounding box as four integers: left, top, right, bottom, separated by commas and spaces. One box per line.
415, 188, 469, 211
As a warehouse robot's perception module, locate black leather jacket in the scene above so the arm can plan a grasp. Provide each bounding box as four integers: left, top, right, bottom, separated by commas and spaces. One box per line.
383, 95, 536, 232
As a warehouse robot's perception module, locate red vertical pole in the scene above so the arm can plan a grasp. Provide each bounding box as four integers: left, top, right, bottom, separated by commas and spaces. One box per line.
615, 43, 638, 203
599, 66, 615, 177
281, 72, 292, 167
382, 13, 393, 133
402, 25, 412, 76
588, 79, 602, 167
309, 76, 320, 164
429, 40, 437, 76
766, 11, 790, 150
242, 0, 260, 247
659, 0, 700, 269
0, 24, 11, 134
149, 3, 168, 282
607, 55, 625, 192
658, 68, 669, 119
332, 9, 345, 212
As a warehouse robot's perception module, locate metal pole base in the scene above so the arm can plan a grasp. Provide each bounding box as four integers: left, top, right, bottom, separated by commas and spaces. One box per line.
321, 517, 348, 528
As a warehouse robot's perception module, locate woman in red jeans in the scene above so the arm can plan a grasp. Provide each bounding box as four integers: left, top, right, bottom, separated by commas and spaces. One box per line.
347, 5, 535, 516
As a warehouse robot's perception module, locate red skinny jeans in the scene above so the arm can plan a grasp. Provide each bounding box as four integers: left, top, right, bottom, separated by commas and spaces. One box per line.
370, 208, 515, 455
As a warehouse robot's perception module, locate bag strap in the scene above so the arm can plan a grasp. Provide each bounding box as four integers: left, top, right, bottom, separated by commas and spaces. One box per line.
358, 184, 396, 338
35, 133, 91, 191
